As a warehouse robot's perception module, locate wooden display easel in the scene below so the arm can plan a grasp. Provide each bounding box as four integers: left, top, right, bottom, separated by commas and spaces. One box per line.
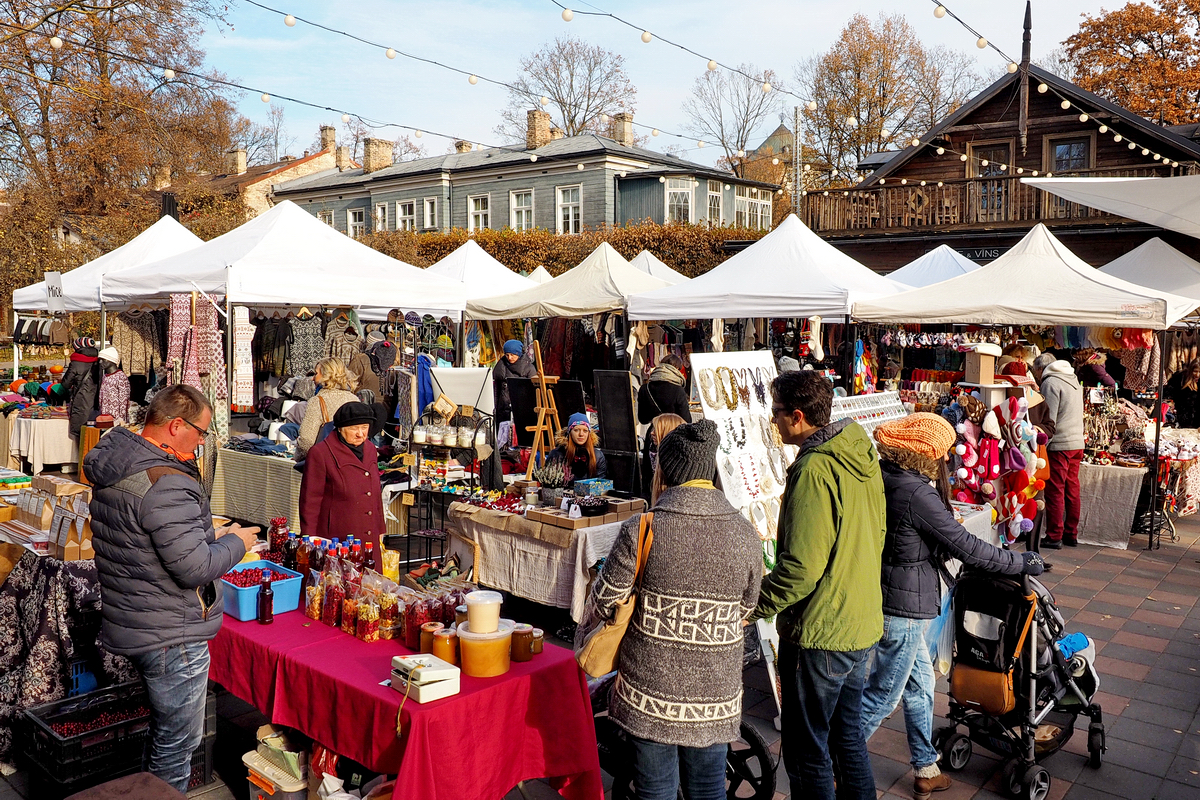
524, 341, 563, 480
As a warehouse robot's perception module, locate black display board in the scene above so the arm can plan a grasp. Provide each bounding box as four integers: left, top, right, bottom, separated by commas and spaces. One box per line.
508, 378, 586, 448
593, 370, 639, 496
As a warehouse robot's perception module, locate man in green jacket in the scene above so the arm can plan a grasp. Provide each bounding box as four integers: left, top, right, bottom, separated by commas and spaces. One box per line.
749, 371, 886, 800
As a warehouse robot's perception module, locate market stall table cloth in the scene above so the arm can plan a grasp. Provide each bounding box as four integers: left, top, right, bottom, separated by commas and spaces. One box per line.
11, 417, 75, 474
210, 614, 602, 800
210, 448, 302, 531
1077, 462, 1146, 549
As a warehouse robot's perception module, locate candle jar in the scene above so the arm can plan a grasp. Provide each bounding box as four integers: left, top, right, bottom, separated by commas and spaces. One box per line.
420, 621, 445, 654
412, 426, 427, 444
458, 427, 474, 447
475, 428, 487, 447
510, 623, 535, 662
531, 628, 544, 655
429, 427, 444, 445
431, 628, 459, 666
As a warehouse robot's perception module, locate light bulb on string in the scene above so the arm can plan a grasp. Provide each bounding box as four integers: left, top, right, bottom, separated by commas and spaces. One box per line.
724, 184, 731, 190
934, 5, 946, 17
1000, 164, 1007, 171
1114, 134, 1122, 142
530, 154, 537, 162
1129, 142, 1137, 150
806, 101, 817, 112
619, 171, 627, 178
1099, 125, 1108, 133
284, 14, 296, 26
803, 164, 811, 171
163, 68, 175, 80
561, 8, 574, 21
771, 157, 778, 165
540, 96, 550, 106
641, 30, 652, 43
386, 48, 396, 59
577, 163, 584, 170
736, 149, 745, 158
846, 116, 857, 127
415, 130, 422, 138
831, 169, 838, 177
1031, 170, 1038, 176
600, 113, 609, 123
823, 191, 829, 196
1154, 154, 1162, 160
920, 180, 927, 186
261, 93, 270, 102
1007, 62, 1018, 73
936, 147, 945, 155
707, 60, 717, 71
1016, 167, 1023, 174
658, 176, 665, 183
1046, 172, 1052, 177
1079, 113, 1088, 122
960, 154, 968, 162
881, 128, 890, 138
1037, 83, 1047, 93
976, 37, 987, 48
698, 140, 705, 148
1142, 147, 1150, 155
651, 129, 659, 137
980, 159, 989, 166
901, 178, 908, 185
1060, 100, 1071, 110
910, 137, 920, 147
937, 181, 944, 187
49, 36, 62, 49
880, 179, 886, 185
342, 114, 351, 123
468, 75, 478, 85
761, 82, 771, 93
842, 191, 848, 196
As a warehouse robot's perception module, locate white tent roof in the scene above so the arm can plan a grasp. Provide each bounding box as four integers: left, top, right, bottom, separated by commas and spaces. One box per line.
425, 239, 536, 299
465, 242, 670, 319
628, 250, 690, 285
886, 244, 981, 287
527, 266, 553, 284
1023, 175, 1200, 239
13, 216, 202, 312
1099, 238, 1200, 302
101, 201, 468, 320
852, 224, 1199, 328
627, 214, 905, 321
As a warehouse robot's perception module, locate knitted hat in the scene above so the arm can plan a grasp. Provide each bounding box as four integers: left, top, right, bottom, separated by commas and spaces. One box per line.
778, 356, 801, 373
657, 419, 720, 487
366, 329, 385, 345
72, 337, 97, 352
874, 412, 957, 460
333, 401, 375, 429
567, 412, 590, 430
1000, 360, 1028, 377
98, 347, 120, 365
503, 339, 524, 356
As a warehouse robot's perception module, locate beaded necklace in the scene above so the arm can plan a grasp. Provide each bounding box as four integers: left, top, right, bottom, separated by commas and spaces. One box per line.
758, 417, 775, 449
714, 367, 740, 411
764, 449, 786, 484
725, 417, 747, 448
752, 368, 769, 406
697, 369, 724, 409
732, 368, 753, 408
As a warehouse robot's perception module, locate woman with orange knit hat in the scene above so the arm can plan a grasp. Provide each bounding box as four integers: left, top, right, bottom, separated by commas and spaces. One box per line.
861, 412, 1044, 800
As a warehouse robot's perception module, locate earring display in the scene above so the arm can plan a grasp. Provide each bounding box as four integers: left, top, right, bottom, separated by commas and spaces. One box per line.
828, 391, 907, 439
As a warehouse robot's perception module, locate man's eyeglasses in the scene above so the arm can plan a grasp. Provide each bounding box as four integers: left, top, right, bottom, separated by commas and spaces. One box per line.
179, 417, 213, 437
771, 406, 788, 416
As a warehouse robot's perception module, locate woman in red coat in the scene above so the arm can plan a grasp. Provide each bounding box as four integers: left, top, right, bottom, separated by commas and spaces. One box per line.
299, 402, 386, 555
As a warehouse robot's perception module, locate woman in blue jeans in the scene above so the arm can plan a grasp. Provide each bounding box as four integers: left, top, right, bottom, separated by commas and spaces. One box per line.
864, 414, 1043, 800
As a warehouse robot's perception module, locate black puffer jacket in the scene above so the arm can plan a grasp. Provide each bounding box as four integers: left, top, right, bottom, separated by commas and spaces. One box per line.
492, 354, 537, 418
879, 450, 1023, 619
62, 350, 99, 437
636, 379, 692, 424
84, 427, 246, 655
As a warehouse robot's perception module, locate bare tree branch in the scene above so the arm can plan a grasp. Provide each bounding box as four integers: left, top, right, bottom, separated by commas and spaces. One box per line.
681, 65, 783, 177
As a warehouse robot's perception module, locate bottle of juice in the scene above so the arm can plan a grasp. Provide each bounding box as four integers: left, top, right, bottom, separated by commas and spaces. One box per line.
257, 573, 274, 625
282, 532, 299, 572
310, 539, 326, 576
363, 542, 377, 573
350, 544, 364, 568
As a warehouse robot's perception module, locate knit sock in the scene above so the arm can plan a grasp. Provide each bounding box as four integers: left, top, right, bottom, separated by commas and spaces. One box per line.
914, 764, 942, 779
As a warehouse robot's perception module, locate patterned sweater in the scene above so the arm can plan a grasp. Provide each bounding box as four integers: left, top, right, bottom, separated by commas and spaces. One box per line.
589, 485, 762, 748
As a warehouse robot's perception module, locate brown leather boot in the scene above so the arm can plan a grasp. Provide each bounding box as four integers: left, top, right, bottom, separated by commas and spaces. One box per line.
913, 772, 952, 800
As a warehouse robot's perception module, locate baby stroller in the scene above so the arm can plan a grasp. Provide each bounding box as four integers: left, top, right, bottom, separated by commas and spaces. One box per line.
934, 570, 1105, 800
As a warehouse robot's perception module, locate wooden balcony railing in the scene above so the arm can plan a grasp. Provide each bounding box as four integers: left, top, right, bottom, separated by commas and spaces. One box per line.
802, 165, 1196, 233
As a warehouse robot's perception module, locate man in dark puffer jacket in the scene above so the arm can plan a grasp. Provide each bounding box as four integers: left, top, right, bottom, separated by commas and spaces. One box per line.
85, 385, 259, 793
861, 413, 1042, 800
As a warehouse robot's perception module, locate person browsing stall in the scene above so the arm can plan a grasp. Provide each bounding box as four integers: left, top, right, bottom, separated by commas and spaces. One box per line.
642, 412, 686, 502
637, 353, 692, 424
1166, 358, 1200, 429
549, 412, 608, 482
492, 339, 537, 422
862, 413, 1044, 800
1033, 353, 1085, 549
296, 357, 359, 458
85, 385, 259, 793
300, 402, 386, 555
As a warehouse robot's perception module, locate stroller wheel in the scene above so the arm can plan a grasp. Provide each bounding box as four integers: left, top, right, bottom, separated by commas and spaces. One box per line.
1019, 764, 1051, 800
940, 732, 972, 772
1088, 726, 1105, 768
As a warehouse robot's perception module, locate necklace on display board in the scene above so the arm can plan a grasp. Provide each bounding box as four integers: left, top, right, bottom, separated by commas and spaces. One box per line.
738, 454, 763, 500
714, 366, 740, 411
732, 368, 753, 408
725, 417, 747, 448
752, 368, 769, 406
697, 369, 724, 409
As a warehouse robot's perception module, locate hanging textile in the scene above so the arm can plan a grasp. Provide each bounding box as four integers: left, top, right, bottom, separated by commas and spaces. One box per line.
110, 311, 160, 378
1117, 338, 1161, 393
392, 369, 416, 432
99, 370, 131, 422
325, 324, 363, 363
287, 315, 324, 377
416, 354, 434, 416
167, 293, 190, 363
232, 306, 255, 408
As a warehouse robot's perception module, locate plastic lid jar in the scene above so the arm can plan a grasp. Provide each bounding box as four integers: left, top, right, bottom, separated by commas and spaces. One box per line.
457, 620, 514, 677
464, 590, 503, 634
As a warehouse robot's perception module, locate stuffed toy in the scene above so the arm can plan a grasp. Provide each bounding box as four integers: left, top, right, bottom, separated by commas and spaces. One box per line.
977, 437, 1003, 503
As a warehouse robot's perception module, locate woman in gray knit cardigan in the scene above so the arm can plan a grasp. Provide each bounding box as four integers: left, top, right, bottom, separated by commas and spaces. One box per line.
589, 419, 763, 800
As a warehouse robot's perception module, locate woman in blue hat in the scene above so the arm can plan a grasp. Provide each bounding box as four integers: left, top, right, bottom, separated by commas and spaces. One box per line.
492, 339, 537, 422
549, 412, 607, 481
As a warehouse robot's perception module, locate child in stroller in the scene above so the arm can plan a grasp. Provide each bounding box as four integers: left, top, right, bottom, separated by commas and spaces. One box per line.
937, 569, 1105, 800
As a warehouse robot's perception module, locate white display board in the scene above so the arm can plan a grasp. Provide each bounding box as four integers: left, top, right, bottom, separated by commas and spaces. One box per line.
690, 351, 797, 568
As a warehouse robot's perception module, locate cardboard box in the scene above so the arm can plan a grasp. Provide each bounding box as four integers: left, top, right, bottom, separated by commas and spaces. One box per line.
964, 344, 1001, 385
33, 475, 91, 501
617, 509, 633, 521
256, 724, 308, 781
602, 513, 618, 526
0, 501, 14, 523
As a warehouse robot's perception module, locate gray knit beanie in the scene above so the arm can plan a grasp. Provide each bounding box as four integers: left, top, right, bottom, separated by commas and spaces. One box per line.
657, 419, 720, 487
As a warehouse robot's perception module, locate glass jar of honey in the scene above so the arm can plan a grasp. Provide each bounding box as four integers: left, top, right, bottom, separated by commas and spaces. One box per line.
511, 623, 535, 662
431, 628, 458, 666
531, 628, 544, 655
420, 621, 444, 653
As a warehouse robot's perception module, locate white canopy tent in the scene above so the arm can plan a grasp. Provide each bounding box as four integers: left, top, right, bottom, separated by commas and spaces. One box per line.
526, 266, 553, 284
628, 250, 690, 285
852, 224, 1199, 329
1023, 175, 1200, 239
465, 242, 670, 319
627, 214, 905, 321
886, 244, 981, 288
13, 216, 202, 312
1099, 238, 1200, 302
101, 201, 468, 319
425, 239, 536, 299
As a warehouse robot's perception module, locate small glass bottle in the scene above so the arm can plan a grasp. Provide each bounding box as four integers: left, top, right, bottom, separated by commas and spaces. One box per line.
363, 542, 377, 573
420, 621, 444, 653
350, 544, 364, 568
282, 532, 299, 571
510, 623, 534, 662
257, 574, 274, 624
531, 628, 544, 655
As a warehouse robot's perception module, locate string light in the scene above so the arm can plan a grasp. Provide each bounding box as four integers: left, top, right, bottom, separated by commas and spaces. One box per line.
386, 48, 396, 59
707, 60, 717, 71
934, 5, 947, 17
640, 30, 652, 43
414, 130, 422, 138
1078, 113, 1088, 122
49, 35, 62, 49
530, 154, 538, 162
261, 93, 270, 102
1060, 100, 1071, 110
771, 157, 779, 164
1099, 125, 1108, 133
910, 137, 921, 147
1114, 134, 1123, 142
846, 116, 857, 127
976, 37, 987, 48
163, 68, 175, 80
736, 149, 745, 157
697, 140, 705, 148
539, 95, 550, 105
761, 82, 771, 93
561, 8, 574, 21
960, 154, 968, 161
651, 129, 659, 136
1037, 83, 1047, 93
577, 163, 584, 170
468, 74, 478, 85
284, 13, 295, 26
1007, 62, 1018, 73
806, 101, 817, 112
342, 113, 351, 123
936, 147, 945, 155
881, 128, 890, 138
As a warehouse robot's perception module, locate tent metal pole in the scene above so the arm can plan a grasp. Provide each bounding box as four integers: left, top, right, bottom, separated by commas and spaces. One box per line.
843, 314, 854, 395
225, 268, 234, 411
1148, 328, 1166, 550
99, 302, 107, 345
11, 310, 17, 381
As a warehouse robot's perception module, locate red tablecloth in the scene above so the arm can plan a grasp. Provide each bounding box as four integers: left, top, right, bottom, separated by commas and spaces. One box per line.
210, 612, 603, 800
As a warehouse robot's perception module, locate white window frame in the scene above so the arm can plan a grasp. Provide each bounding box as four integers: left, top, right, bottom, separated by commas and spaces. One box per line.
398, 200, 416, 231
556, 184, 582, 234
707, 180, 722, 225
467, 194, 490, 232
317, 210, 334, 227
665, 177, 694, 224
735, 186, 748, 227
510, 189, 534, 231
422, 197, 438, 229
374, 202, 388, 232
347, 208, 366, 237
734, 185, 771, 230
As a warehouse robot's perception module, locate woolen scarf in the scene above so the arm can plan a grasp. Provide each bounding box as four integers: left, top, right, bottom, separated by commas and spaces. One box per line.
649, 364, 685, 386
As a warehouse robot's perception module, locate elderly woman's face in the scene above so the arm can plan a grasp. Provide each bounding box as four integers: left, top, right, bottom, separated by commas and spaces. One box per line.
340, 423, 370, 446
570, 425, 590, 446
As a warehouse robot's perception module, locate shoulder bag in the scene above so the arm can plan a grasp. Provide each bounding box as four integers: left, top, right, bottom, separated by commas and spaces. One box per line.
576, 512, 654, 678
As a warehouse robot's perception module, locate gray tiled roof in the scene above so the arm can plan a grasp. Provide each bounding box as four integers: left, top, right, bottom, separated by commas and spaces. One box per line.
273, 133, 752, 194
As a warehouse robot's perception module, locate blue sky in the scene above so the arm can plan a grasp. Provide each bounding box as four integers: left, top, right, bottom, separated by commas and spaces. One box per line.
200, 0, 1113, 166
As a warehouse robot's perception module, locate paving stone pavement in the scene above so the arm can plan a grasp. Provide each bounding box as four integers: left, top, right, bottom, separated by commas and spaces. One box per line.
3, 520, 1199, 800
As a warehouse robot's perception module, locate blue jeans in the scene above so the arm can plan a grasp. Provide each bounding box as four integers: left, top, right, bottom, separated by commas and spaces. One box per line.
779, 642, 875, 800
130, 641, 211, 793
630, 735, 727, 800
862, 615, 939, 769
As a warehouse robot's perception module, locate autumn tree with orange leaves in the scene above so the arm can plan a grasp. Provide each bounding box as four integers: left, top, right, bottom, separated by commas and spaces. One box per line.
1064, 0, 1200, 125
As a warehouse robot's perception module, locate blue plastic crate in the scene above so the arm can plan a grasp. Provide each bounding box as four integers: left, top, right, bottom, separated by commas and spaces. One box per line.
68, 659, 97, 697
221, 560, 303, 622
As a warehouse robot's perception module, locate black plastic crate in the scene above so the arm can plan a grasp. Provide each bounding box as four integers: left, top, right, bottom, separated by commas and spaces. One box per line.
25, 745, 144, 799
189, 731, 217, 790
22, 681, 150, 771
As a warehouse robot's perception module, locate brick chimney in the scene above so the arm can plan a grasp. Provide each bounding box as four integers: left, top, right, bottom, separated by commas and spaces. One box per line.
336, 146, 351, 171
526, 109, 552, 150
362, 138, 394, 174
611, 112, 634, 147
319, 125, 337, 152
225, 148, 247, 175
549, 127, 564, 141
454, 140, 473, 154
